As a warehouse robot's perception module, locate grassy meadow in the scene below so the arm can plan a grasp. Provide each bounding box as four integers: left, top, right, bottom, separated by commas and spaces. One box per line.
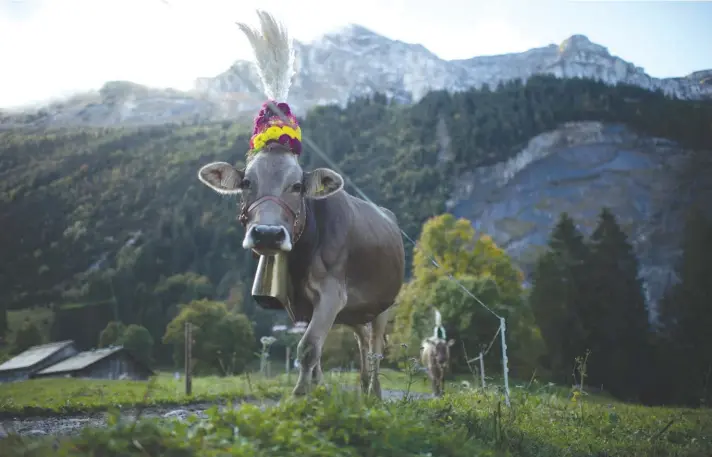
0, 369, 444, 418
0, 369, 710, 456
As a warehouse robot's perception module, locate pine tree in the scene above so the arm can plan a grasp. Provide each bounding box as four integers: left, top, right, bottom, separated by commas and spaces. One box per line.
585, 208, 651, 401
658, 208, 712, 406
529, 212, 590, 382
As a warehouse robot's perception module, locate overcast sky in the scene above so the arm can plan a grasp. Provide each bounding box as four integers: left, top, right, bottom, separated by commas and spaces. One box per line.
1, 0, 711, 108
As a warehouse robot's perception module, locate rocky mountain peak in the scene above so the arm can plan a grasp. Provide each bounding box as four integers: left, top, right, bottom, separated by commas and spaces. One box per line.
195, 27, 712, 112
559, 34, 608, 55
2, 26, 710, 129
321, 23, 381, 40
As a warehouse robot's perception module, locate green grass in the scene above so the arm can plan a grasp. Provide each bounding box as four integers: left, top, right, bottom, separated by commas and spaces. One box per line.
0, 372, 287, 418
0, 367, 618, 419
2, 379, 710, 457
0, 368, 445, 418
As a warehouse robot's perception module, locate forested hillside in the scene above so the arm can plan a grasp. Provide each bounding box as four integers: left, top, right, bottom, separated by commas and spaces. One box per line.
1, 75, 711, 371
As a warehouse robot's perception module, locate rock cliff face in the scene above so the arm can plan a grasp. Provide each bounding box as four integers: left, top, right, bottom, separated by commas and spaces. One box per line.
446, 121, 711, 312
3, 28, 710, 128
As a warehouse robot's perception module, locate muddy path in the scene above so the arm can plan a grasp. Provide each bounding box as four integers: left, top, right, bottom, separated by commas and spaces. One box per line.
0, 389, 432, 438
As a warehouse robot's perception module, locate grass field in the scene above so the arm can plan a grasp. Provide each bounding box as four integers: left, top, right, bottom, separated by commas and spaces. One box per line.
0, 372, 285, 418
0, 369, 441, 418
1, 369, 711, 456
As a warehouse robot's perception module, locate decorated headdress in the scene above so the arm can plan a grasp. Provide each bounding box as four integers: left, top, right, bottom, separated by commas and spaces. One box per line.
236, 11, 302, 157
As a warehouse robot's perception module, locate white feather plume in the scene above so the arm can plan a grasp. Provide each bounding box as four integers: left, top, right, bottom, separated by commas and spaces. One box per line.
434, 308, 442, 327
236, 10, 296, 101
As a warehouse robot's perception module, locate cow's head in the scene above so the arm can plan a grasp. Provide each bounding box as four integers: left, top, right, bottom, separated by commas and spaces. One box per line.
198, 145, 344, 255
425, 337, 455, 367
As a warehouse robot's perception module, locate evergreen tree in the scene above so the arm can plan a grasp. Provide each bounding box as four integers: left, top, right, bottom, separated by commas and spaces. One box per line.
529, 212, 590, 382
585, 208, 650, 401
658, 208, 712, 406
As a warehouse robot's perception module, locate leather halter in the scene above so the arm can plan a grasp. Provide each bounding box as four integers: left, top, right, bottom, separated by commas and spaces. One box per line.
239, 195, 306, 245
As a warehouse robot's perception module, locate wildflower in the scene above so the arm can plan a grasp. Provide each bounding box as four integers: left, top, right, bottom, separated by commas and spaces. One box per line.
260, 336, 277, 346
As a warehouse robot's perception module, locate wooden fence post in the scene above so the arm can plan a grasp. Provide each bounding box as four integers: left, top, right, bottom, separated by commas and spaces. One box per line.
185, 322, 192, 396
479, 351, 486, 388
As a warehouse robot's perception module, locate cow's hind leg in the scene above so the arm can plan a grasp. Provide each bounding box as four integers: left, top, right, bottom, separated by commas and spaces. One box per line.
349, 323, 370, 393
367, 310, 389, 400
293, 276, 345, 396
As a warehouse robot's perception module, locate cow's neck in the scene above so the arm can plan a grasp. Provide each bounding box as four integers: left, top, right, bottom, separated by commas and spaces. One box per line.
285, 198, 319, 322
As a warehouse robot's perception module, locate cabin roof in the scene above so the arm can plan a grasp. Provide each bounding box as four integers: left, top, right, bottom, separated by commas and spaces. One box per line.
0, 340, 75, 372
35, 346, 124, 375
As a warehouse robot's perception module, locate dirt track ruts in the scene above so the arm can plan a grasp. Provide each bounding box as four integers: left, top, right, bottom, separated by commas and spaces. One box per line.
0, 389, 432, 438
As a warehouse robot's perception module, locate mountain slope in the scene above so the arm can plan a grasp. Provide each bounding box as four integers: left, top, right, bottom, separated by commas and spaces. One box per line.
1, 77, 710, 347
3, 29, 710, 129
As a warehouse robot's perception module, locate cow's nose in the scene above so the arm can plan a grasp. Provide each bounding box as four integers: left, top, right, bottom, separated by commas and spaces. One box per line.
252, 224, 286, 248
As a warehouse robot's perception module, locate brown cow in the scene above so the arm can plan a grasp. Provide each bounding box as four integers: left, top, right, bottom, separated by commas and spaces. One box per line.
197, 11, 405, 399
421, 337, 455, 397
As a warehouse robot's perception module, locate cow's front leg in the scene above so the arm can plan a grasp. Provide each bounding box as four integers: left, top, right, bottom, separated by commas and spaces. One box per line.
292, 276, 345, 396
431, 373, 439, 396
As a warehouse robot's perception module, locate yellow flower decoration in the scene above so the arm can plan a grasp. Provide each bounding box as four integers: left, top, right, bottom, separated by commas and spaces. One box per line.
251, 124, 302, 152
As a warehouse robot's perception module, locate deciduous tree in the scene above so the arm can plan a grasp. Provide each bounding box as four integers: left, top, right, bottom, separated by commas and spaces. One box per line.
163, 299, 255, 375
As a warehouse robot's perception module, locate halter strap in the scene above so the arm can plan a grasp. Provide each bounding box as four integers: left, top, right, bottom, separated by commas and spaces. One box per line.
246, 195, 297, 221
239, 195, 306, 245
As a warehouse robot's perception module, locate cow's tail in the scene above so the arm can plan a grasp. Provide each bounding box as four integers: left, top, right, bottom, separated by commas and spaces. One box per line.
236, 11, 296, 101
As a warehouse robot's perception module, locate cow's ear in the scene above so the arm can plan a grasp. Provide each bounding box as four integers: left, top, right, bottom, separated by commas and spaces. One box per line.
198, 162, 245, 195
303, 168, 344, 199
447, 339, 455, 347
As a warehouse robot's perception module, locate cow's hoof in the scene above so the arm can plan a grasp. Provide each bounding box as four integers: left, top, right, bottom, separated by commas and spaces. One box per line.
291, 384, 309, 396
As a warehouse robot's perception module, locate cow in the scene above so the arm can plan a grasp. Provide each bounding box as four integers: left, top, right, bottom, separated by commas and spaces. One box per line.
421, 337, 455, 397
196, 10, 405, 399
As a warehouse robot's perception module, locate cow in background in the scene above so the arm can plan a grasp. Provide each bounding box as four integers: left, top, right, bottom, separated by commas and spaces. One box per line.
421, 336, 455, 397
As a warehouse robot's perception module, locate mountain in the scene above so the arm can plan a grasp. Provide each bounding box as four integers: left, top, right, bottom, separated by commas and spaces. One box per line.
200, 28, 712, 108
2, 28, 710, 129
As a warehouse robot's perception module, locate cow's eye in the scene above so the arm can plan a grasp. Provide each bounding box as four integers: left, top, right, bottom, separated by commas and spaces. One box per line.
239, 179, 251, 190
291, 182, 303, 193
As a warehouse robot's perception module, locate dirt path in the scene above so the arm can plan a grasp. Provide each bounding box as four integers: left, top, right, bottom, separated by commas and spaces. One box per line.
1, 389, 431, 438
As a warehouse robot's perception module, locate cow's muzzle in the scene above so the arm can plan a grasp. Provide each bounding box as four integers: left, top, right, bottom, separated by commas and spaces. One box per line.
239, 195, 300, 254
243, 224, 292, 253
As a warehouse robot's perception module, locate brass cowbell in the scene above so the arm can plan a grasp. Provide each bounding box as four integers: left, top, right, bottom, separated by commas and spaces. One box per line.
251, 252, 295, 322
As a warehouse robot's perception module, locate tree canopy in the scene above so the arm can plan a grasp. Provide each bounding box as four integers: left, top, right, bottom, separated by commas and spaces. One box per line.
390, 213, 543, 377
162, 299, 255, 376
